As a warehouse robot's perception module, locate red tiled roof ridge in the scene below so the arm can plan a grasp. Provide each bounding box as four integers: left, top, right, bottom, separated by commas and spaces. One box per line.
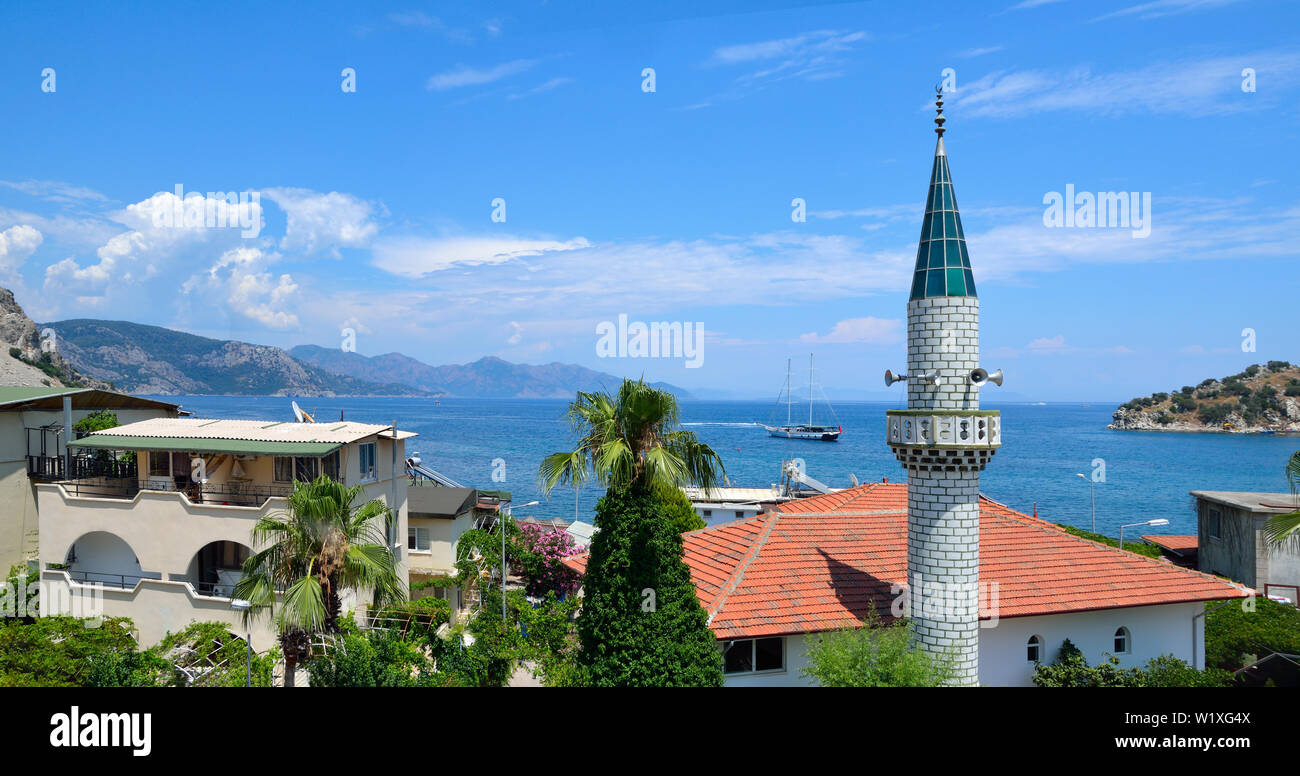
702, 512, 781, 623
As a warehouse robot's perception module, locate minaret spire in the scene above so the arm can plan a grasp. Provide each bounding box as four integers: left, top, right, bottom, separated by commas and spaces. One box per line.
883, 89, 1003, 686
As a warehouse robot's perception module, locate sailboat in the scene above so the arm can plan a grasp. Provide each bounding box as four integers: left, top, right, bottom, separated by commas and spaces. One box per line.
764, 355, 842, 441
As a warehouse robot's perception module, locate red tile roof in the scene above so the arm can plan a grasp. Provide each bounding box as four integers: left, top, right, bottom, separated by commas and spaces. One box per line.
1143, 535, 1199, 554
562, 483, 1248, 640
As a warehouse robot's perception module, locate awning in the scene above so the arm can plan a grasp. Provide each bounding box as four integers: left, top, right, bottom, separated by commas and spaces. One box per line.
69, 435, 341, 457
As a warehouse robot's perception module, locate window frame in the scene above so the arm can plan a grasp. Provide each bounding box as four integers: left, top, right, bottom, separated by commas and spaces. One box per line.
1208, 509, 1222, 540
1026, 634, 1044, 663
407, 525, 431, 553
358, 442, 378, 482
721, 636, 786, 676
1114, 626, 1131, 655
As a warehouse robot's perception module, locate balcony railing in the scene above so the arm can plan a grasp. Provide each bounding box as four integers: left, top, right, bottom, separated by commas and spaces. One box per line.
28, 454, 137, 481
54, 477, 293, 507
63, 569, 161, 589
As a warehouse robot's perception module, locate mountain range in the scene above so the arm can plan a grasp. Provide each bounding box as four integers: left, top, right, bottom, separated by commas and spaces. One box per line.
289, 345, 689, 399
27, 312, 689, 399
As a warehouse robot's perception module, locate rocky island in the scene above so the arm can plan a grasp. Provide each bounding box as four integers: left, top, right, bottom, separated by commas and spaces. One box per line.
1109, 361, 1300, 433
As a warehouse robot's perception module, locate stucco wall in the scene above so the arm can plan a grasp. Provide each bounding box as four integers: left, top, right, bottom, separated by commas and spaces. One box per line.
1197, 500, 1264, 587
721, 602, 1207, 687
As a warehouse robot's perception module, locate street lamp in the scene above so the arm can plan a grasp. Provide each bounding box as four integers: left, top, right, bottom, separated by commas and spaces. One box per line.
230, 598, 252, 687
501, 500, 540, 621
1075, 473, 1096, 533
1119, 519, 1169, 552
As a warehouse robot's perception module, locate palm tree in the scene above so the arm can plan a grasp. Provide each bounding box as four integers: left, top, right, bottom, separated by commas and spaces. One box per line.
538, 378, 726, 496
1262, 451, 1300, 548
233, 475, 405, 686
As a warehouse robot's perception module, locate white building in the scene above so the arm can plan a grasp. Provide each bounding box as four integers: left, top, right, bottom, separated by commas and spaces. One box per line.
566, 483, 1249, 686
0, 386, 182, 571
36, 416, 415, 650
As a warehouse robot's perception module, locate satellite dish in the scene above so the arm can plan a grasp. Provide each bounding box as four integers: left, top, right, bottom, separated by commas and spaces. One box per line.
848, 473, 859, 487
291, 401, 315, 423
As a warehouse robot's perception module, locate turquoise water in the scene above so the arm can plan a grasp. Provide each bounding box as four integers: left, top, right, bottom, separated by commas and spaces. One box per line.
154, 396, 1299, 538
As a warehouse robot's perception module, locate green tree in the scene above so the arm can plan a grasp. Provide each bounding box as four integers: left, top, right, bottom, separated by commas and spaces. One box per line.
1262, 452, 1300, 549
573, 488, 724, 686
657, 485, 707, 532
233, 475, 405, 686
1205, 596, 1300, 670
537, 380, 726, 686
0, 616, 142, 687
802, 609, 955, 687
1032, 639, 1143, 687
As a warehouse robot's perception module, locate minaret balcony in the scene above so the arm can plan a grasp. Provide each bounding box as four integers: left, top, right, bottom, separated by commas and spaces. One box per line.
886, 409, 1001, 453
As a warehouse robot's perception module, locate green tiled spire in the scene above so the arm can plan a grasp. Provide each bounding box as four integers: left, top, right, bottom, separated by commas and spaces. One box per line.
909, 91, 977, 301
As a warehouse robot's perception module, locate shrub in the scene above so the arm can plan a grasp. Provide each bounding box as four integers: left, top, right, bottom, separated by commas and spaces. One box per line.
1204, 597, 1300, 670
0, 616, 142, 687
1170, 393, 1197, 414
7, 347, 20, 359
802, 609, 955, 687
1267, 360, 1291, 371
1198, 404, 1233, 425
1285, 385, 1300, 397
1033, 639, 1143, 687
307, 626, 447, 687
1245, 364, 1262, 377
516, 522, 580, 597
656, 484, 707, 532
1056, 524, 1162, 558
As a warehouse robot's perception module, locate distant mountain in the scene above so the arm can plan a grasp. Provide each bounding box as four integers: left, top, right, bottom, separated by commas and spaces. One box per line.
0, 287, 108, 389
290, 345, 691, 399
43, 320, 434, 397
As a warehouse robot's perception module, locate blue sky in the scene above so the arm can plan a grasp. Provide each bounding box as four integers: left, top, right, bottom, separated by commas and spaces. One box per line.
1, 0, 1296, 401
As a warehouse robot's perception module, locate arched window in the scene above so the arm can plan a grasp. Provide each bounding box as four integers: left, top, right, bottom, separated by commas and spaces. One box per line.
1026, 635, 1044, 663
1114, 627, 1130, 654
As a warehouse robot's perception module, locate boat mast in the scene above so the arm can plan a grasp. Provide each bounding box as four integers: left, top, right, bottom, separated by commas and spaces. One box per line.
785, 358, 792, 426
808, 354, 814, 426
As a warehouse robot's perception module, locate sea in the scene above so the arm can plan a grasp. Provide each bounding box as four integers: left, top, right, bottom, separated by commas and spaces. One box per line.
153, 395, 1299, 539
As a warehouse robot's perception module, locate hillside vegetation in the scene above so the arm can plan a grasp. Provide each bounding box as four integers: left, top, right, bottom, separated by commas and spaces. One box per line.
1109, 361, 1300, 432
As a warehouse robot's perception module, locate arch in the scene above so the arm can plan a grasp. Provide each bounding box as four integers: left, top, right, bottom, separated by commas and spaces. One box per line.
60, 531, 160, 588
184, 540, 252, 598
1113, 626, 1131, 655
1026, 634, 1044, 663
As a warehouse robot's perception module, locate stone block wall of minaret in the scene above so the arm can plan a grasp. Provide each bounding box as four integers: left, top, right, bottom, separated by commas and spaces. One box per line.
906, 294, 982, 686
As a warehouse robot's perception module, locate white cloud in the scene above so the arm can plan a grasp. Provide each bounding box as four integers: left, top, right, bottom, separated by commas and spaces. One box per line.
508, 77, 574, 100
0, 180, 107, 203
1094, 0, 1245, 22
958, 46, 1004, 58
800, 317, 903, 344
507, 321, 523, 344
0, 225, 43, 273
1026, 335, 1068, 353
261, 188, 379, 256
184, 245, 299, 330
426, 59, 538, 91
946, 51, 1300, 118
371, 234, 591, 277
706, 30, 868, 88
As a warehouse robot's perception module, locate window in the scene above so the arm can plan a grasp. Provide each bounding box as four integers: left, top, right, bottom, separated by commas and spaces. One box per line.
408, 526, 431, 552
734, 510, 745, 519
321, 451, 340, 481
148, 451, 171, 477
359, 442, 377, 481
702, 509, 712, 517
1027, 635, 1044, 663
1114, 627, 1130, 654
722, 637, 784, 674
1208, 509, 1222, 540
275, 456, 320, 483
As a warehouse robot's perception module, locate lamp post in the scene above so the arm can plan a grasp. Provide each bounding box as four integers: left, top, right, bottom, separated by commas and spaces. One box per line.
1075, 472, 1096, 533
230, 599, 252, 687
1119, 519, 1169, 552
501, 500, 540, 621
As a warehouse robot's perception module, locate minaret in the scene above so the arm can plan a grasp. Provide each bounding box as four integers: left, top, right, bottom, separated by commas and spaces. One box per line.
884, 90, 1002, 686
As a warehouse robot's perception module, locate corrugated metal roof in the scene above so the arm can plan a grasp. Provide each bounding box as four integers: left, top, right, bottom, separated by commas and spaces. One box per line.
71, 434, 340, 456
77, 416, 413, 444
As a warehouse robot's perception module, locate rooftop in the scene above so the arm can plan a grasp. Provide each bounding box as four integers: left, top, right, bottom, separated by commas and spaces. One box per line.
1143, 535, 1199, 556
564, 483, 1249, 640
69, 416, 416, 457
682, 486, 783, 503
1190, 490, 1299, 513
0, 386, 182, 413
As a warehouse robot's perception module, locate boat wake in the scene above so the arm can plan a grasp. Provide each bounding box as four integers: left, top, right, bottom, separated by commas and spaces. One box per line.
681, 422, 765, 427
